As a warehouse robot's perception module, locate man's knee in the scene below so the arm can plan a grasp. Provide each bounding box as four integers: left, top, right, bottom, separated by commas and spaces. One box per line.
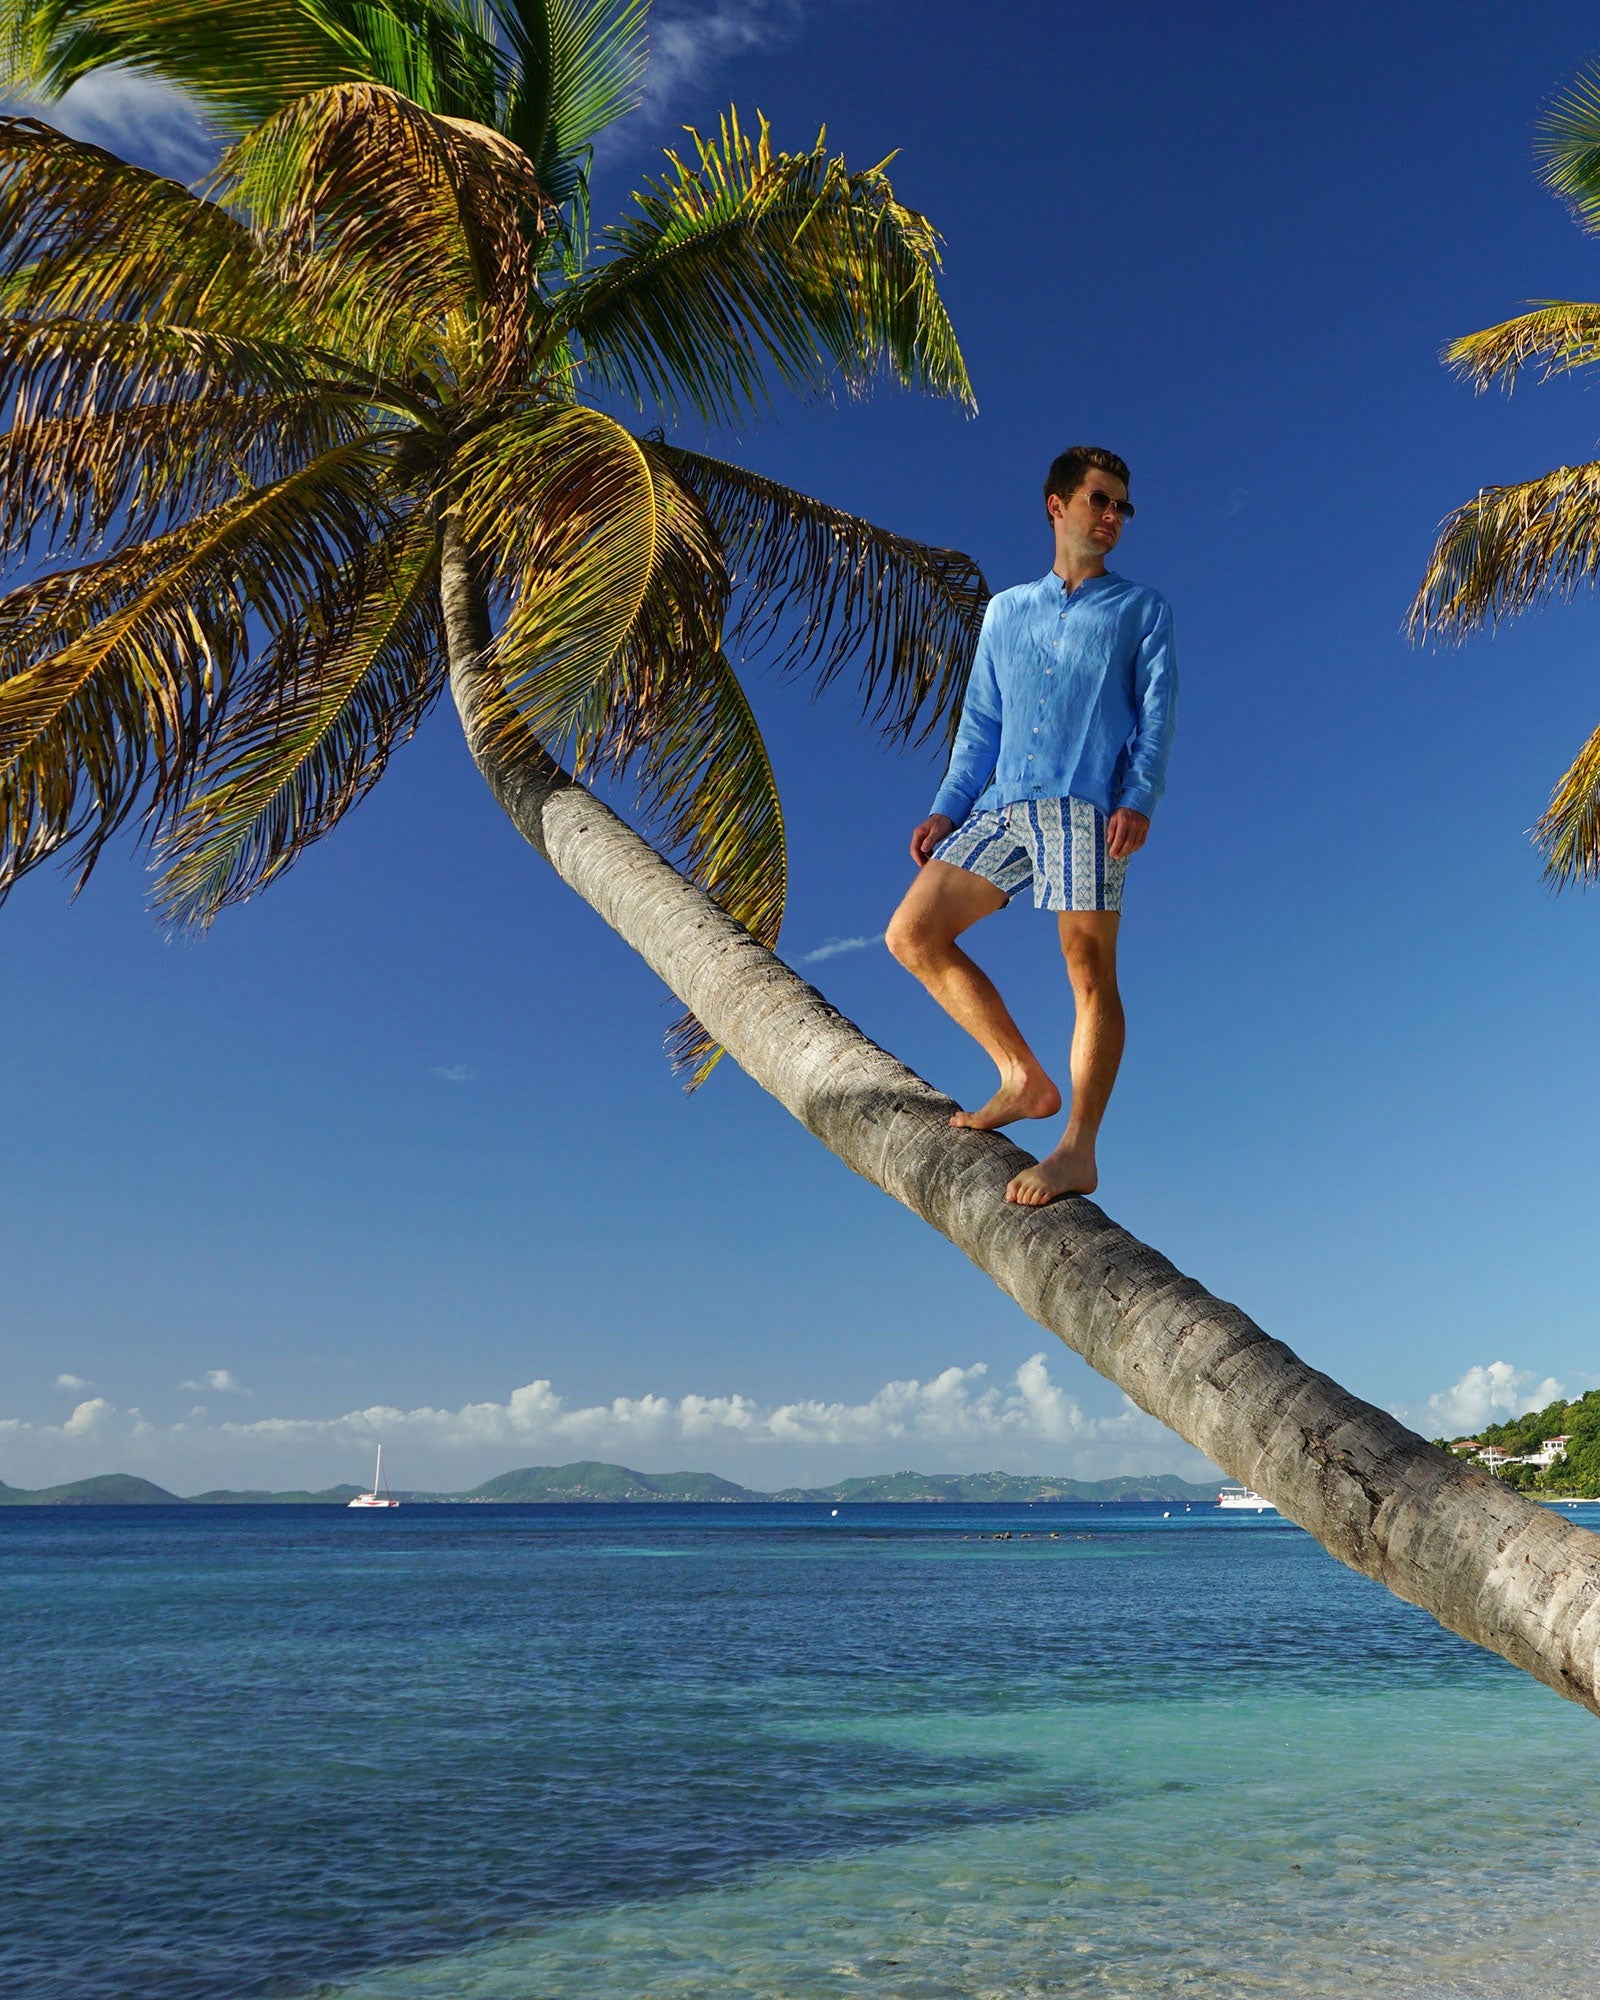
1060, 924, 1118, 987
885, 907, 934, 972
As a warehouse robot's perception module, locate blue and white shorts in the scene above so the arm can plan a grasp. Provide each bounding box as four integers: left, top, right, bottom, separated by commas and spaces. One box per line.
931, 797, 1127, 913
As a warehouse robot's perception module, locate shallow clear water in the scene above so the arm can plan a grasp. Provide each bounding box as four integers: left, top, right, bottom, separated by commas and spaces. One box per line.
3, 1501, 1598, 1999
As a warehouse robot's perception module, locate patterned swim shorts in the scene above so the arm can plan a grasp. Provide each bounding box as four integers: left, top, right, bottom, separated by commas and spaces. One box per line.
931, 797, 1127, 913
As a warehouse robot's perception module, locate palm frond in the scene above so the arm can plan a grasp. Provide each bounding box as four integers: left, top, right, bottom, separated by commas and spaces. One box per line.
1539, 62, 1600, 234
1445, 303, 1600, 393
0, 432, 405, 892
1534, 715, 1600, 888
450, 400, 658, 755
496, 0, 648, 207
0, 115, 288, 333
1408, 460, 1600, 640
0, 387, 369, 559
215, 81, 551, 387
0, 0, 512, 132
654, 440, 986, 743
156, 509, 444, 922
641, 646, 784, 1086
557, 108, 975, 425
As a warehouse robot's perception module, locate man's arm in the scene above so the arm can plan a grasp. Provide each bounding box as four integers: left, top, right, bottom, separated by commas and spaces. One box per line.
1115, 600, 1178, 824
928, 601, 1003, 829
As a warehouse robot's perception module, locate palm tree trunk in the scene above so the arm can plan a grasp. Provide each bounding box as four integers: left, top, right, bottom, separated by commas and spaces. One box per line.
440, 519, 1600, 1720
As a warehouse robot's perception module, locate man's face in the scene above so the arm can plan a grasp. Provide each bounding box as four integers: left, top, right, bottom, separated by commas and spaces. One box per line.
1048, 471, 1130, 560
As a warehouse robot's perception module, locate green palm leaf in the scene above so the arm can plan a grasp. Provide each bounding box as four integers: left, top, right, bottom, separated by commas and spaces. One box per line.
559, 108, 974, 425
496, 0, 646, 206
450, 400, 658, 755
0, 0, 510, 132
1539, 62, 1600, 233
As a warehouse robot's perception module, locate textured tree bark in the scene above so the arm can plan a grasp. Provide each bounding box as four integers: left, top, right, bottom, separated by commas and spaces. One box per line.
441, 522, 1600, 1719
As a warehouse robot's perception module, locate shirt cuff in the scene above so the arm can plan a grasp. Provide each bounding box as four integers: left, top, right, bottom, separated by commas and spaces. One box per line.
929, 787, 969, 824
1114, 788, 1157, 820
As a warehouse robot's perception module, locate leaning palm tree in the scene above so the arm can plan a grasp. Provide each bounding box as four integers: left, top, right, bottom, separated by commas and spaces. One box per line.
1409, 63, 1600, 887
9, 32, 1600, 1723
0, 70, 984, 1073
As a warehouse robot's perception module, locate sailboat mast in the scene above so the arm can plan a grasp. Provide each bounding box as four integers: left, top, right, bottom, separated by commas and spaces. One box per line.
373, 1444, 382, 1499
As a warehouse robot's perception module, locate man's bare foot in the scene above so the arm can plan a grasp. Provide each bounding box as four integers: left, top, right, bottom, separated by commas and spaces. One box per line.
950, 1072, 1062, 1131
1006, 1138, 1097, 1206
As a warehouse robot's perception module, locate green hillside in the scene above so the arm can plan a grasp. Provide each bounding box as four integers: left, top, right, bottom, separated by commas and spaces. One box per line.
768, 1470, 1220, 1503
463, 1461, 758, 1501
1470, 1389, 1600, 1494
0, 1473, 179, 1505
187, 1486, 367, 1504
0, 1461, 1224, 1505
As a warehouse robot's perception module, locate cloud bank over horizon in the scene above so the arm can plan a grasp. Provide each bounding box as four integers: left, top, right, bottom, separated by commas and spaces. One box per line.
1, 1353, 1218, 1493
1400, 1361, 1575, 1440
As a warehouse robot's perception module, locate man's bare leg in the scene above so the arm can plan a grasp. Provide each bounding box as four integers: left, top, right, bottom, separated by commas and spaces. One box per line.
886, 860, 1063, 1129
1007, 912, 1124, 1205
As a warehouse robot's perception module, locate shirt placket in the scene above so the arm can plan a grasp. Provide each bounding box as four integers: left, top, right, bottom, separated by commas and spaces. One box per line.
1026, 582, 1066, 782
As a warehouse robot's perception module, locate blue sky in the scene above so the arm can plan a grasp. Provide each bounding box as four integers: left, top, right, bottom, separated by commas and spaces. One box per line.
4, 0, 1600, 1492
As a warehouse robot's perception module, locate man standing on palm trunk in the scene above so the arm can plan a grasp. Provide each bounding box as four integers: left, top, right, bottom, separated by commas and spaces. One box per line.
886, 447, 1177, 1207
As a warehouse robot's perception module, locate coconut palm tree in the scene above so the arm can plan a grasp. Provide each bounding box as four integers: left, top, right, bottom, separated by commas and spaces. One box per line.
0, 48, 984, 1071
1410, 64, 1600, 887
8, 17, 1600, 1720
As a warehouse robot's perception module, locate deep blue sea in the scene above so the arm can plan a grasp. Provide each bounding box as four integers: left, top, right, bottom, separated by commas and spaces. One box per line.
5, 1500, 1600, 2000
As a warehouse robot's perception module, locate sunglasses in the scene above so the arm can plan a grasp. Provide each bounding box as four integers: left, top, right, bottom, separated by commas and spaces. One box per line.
1083, 488, 1136, 520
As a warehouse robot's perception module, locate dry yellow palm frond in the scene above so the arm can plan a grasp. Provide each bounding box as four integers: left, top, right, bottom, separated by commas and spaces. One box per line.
0, 388, 370, 559
156, 510, 445, 922
1534, 717, 1600, 886
558, 108, 973, 426
654, 441, 987, 746
0, 118, 285, 335
0, 433, 406, 894
217, 82, 553, 389
1407, 459, 1600, 640
1445, 302, 1600, 392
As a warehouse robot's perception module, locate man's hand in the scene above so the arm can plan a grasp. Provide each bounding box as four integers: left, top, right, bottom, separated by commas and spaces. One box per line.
910, 814, 955, 866
1106, 808, 1149, 861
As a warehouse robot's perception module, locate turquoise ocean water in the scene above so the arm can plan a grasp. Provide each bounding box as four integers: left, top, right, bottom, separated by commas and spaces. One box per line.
5, 1501, 1600, 1999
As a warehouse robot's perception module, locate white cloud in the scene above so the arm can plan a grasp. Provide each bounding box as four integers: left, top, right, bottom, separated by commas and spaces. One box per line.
801, 933, 885, 964
0, 1354, 1211, 1493
54, 1373, 91, 1391
180, 1369, 243, 1394
646, 0, 799, 103
10, 68, 219, 181
1407, 1361, 1569, 1439
433, 1064, 475, 1083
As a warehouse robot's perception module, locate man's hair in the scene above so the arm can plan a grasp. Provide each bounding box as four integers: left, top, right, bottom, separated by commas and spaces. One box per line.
1044, 446, 1130, 512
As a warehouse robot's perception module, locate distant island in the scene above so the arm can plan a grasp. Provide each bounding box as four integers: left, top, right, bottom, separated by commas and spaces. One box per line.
0, 1462, 1224, 1506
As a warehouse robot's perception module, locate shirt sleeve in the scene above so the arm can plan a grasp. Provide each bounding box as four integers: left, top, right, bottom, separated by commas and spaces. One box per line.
930, 601, 1003, 824
1115, 599, 1178, 819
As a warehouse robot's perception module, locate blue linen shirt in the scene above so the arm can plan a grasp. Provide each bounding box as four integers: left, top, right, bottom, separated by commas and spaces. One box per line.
930, 569, 1178, 826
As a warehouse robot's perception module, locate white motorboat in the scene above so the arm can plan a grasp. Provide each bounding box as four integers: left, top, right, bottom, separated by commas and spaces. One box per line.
1217, 1483, 1276, 1512
348, 1445, 401, 1509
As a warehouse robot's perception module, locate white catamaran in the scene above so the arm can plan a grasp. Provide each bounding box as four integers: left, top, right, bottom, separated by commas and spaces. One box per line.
348, 1445, 401, 1509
